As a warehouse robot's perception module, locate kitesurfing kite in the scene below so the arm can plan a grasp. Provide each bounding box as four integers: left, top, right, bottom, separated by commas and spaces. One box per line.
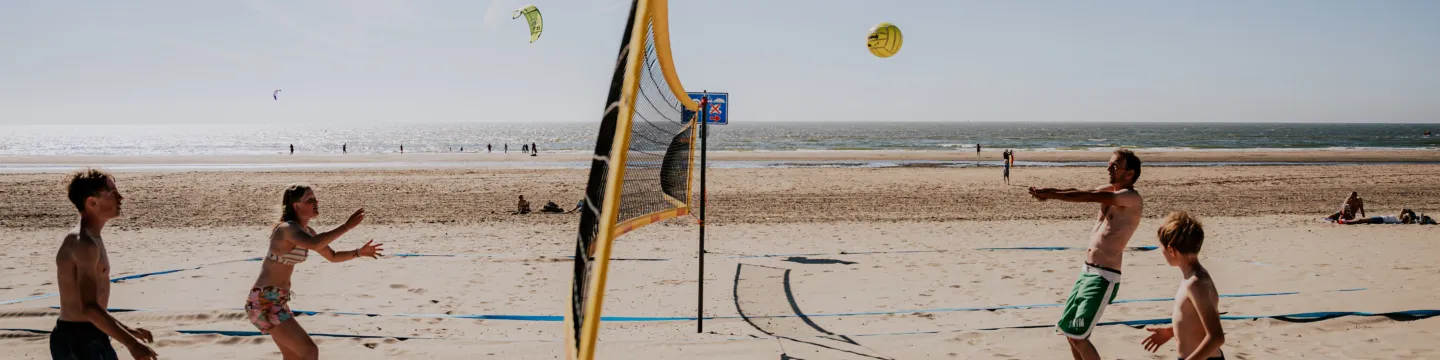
512, 5, 542, 43
273, 89, 281, 101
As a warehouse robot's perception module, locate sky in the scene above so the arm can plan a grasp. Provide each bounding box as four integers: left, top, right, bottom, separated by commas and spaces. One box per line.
2, 0, 1438, 125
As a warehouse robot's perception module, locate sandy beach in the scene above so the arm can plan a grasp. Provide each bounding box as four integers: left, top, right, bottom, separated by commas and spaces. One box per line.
3, 149, 1440, 168
3, 157, 1439, 359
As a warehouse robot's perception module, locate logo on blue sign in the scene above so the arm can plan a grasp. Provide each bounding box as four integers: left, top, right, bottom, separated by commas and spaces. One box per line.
684, 92, 728, 125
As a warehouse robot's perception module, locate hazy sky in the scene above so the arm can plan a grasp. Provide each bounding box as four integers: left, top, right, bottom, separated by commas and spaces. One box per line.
3, 0, 1438, 125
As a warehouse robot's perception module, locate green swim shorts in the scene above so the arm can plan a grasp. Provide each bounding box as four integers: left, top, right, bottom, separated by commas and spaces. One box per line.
1056, 263, 1122, 339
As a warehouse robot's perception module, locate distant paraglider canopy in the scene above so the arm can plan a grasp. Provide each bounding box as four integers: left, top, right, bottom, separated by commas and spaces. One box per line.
512, 5, 542, 43
273, 89, 281, 101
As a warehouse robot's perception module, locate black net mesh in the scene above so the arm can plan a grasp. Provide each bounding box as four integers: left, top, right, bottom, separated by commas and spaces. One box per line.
616, 23, 695, 222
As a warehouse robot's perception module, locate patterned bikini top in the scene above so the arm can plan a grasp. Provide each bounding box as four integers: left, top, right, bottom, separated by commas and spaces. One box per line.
268, 221, 312, 265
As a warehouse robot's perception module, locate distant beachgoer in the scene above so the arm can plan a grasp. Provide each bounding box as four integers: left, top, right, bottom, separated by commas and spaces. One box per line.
1325, 192, 1366, 222
566, 199, 586, 214
460, 147, 464, 152
977, 144, 982, 157
400, 145, 404, 154
246, 184, 382, 359
522, 144, 529, 153
290, 144, 294, 155
532, 142, 538, 155
53, 169, 159, 360
515, 195, 531, 214
1028, 149, 1143, 360
342, 144, 346, 154
1339, 209, 1422, 225
1003, 150, 1011, 184
487, 144, 492, 153
505, 144, 508, 153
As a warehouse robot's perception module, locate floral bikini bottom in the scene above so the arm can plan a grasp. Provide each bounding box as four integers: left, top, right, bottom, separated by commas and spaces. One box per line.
244, 286, 294, 334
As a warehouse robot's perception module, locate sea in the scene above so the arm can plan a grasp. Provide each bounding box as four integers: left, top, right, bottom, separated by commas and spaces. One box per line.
1, 122, 1436, 171
2, 122, 1436, 156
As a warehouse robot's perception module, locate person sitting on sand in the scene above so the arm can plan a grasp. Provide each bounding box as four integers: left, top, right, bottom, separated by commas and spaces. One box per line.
246, 184, 383, 360
515, 195, 532, 214
1339, 209, 1428, 225
1326, 192, 1366, 222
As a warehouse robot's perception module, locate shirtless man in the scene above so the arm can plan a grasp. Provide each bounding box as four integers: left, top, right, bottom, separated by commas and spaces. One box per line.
1029, 149, 1144, 360
1326, 192, 1365, 222
516, 195, 532, 214
53, 169, 158, 360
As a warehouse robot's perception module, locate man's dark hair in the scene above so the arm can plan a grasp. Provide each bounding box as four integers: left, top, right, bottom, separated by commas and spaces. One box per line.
1114, 148, 1141, 183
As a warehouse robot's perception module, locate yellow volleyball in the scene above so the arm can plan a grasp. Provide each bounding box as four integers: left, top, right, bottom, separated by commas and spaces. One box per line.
867, 22, 903, 58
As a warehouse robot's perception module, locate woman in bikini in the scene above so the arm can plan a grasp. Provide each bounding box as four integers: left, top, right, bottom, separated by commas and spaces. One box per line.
246, 184, 383, 359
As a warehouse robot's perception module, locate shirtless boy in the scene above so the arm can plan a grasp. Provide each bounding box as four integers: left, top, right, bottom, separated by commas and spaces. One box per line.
53, 169, 158, 360
1142, 211, 1226, 360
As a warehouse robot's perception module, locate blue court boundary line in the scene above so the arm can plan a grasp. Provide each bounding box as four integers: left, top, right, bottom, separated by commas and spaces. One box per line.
847, 309, 1440, 338
6, 309, 1436, 341
0, 253, 674, 305
390, 253, 671, 261
37, 287, 1364, 323
2, 245, 1158, 305
0, 258, 263, 306
723, 246, 1158, 259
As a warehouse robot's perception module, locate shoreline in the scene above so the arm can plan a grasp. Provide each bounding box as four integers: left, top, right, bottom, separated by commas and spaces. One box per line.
2, 149, 1438, 173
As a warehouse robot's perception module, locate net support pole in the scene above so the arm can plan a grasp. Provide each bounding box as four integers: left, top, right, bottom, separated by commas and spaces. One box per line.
697, 91, 708, 334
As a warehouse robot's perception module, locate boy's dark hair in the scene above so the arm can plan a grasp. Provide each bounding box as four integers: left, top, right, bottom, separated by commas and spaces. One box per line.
65, 168, 114, 212
1114, 148, 1142, 183
1158, 211, 1204, 254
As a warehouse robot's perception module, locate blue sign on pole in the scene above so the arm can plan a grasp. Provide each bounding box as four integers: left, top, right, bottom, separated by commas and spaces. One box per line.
684, 92, 728, 125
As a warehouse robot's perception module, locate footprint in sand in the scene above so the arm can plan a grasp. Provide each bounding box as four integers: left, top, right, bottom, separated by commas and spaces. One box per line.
407, 288, 428, 295
389, 284, 407, 289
